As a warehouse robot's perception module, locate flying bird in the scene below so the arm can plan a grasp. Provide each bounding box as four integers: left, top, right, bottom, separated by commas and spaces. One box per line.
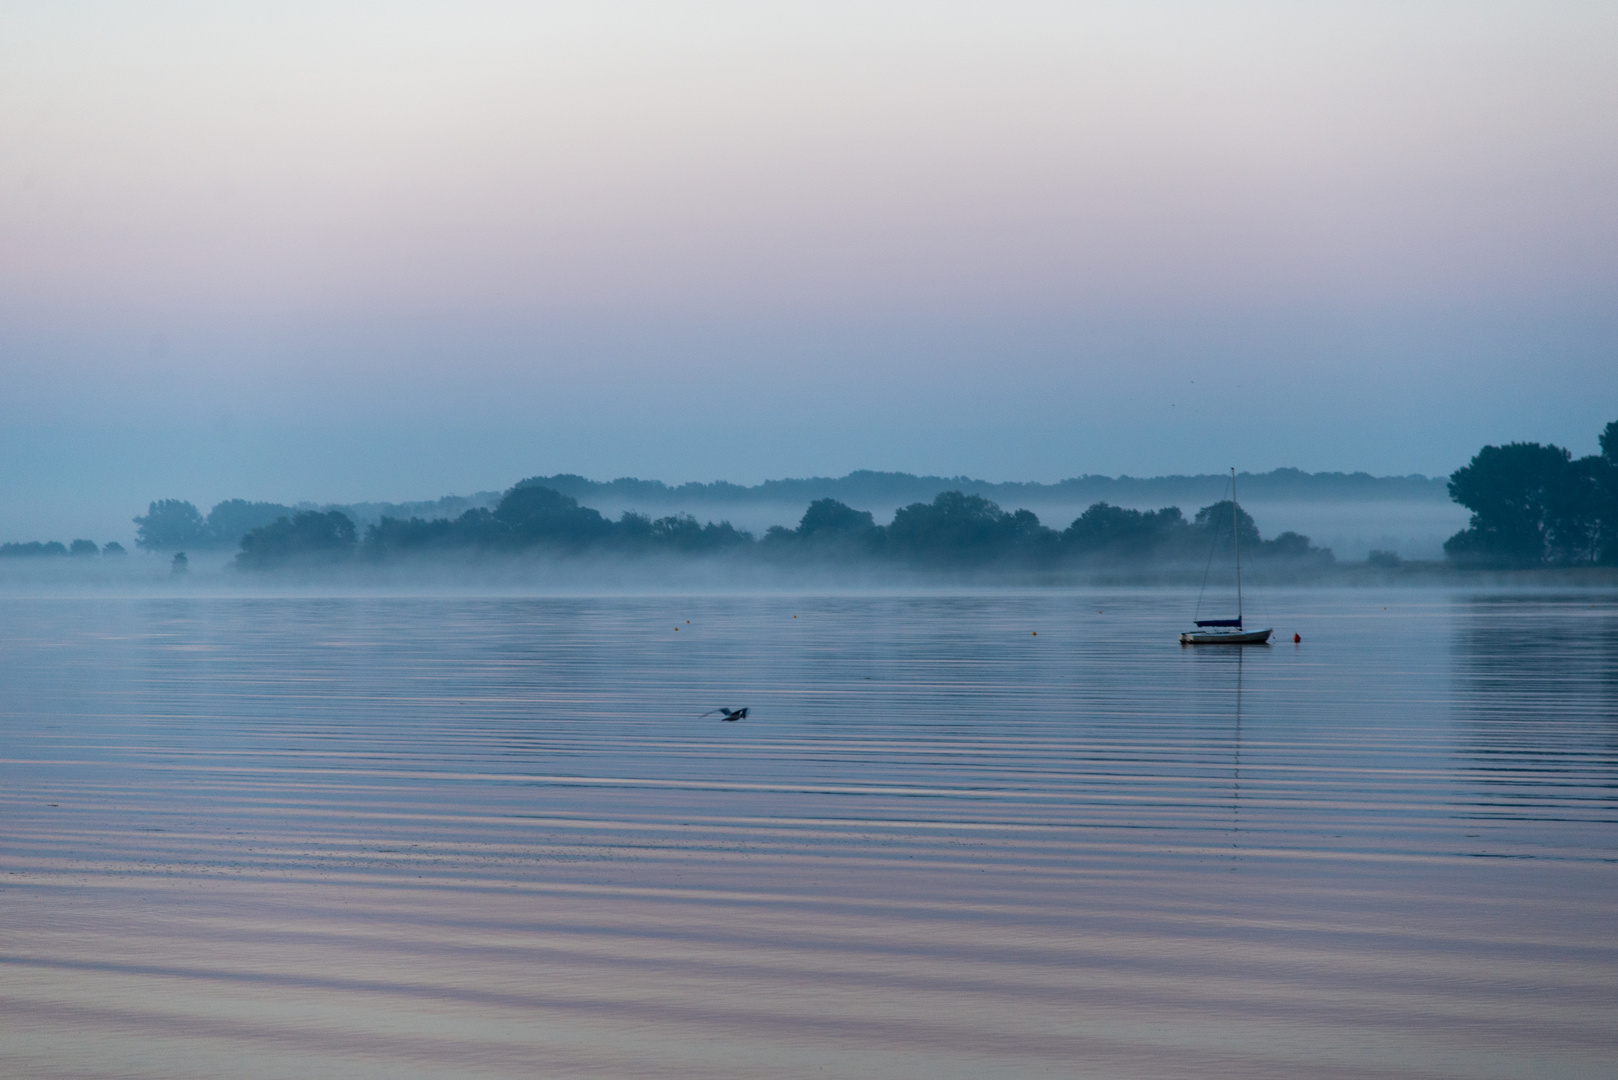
698, 707, 749, 721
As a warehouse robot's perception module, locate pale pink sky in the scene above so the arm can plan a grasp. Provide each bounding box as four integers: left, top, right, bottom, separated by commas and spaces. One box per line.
2, 1, 1615, 537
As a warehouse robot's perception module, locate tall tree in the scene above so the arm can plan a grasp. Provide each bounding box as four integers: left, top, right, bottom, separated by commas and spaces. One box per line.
797, 498, 876, 538
236, 511, 357, 568
1192, 500, 1261, 552
1445, 442, 1573, 565
887, 491, 1054, 562
1546, 455, 1606, 564
206, 500, 293, 548
1593, 421, 1618, 564
492, 485, 612, 547
1063, 503, 1188, 557
134, 500, 207, 551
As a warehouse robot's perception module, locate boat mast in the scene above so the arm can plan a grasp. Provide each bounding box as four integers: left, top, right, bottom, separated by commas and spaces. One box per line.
1231, 467, 1242, 625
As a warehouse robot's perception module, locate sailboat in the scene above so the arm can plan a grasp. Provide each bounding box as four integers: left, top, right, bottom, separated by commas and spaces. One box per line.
1180, 469, 1273, 645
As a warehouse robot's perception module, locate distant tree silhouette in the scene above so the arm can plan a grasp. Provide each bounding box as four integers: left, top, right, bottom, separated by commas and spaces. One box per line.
1007, 509, 1053, 549
1549, 456, 1609, 564
364, 515, 462, 552
1593, 422, 1618, 564
1260, 530, 1332, 562
134, 500, 207, 550
1062, 503, 1188, 558
1262, 531, 1311, 558
887, 491, 1054, 562
889, 491, 997, 560
797, 499, 876, 537
207, 500, 294, 548
1445, 443, 1574, 565
771, 498, 885, 556
69, 539, 99, 557
645, 514, 752, 552
447, 508, 505, 545
372, 517, 443, 549
102, 541, 127, 556
0, 541, 68, 557
492, 485, 613, 547
1440, 427, 1618, 566
1192, 500, 1262, 552
360, 485, 753, 559
237, 511, 357, 568
615, 511, 655, 543
363, 508, 507, 554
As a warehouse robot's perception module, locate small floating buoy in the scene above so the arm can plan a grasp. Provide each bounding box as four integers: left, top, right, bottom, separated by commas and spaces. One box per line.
1031, 631, 1037, 636
1294, 633, 1301, 643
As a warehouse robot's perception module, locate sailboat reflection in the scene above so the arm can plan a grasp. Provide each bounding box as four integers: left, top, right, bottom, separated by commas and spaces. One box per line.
1232, 648, 1243, 857
1192, 645, 1247, 859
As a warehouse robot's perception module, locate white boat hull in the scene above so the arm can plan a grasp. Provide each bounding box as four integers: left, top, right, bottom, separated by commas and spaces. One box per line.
1179, 628, 1273, 645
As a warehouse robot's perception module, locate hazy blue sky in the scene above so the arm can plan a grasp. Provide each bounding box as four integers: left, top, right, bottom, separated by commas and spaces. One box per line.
3, 1, 1615, 539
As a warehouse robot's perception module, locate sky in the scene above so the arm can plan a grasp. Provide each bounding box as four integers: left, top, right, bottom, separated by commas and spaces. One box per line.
3, 1, 1616, 540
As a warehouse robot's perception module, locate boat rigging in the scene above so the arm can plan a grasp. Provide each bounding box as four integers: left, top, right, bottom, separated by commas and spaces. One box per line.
1180, 469, 1273, 645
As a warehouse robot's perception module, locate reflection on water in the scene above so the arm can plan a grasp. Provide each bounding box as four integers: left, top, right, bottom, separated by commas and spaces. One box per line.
1452, 595, 1618, 851
2, 590, 1615, 1080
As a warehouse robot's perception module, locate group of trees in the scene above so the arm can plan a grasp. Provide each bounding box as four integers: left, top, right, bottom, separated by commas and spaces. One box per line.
1060, 500, 1317, 561
38, 427, 1615, 573
1, 539, 125, 558
1444, 421, 1618, 567
134, 499, 295, 551
227, 476, 1332, 570
515, 467, 1446, 510
236, 510, 359, 568
295, 482, 753, 566
757, 491, 1326, 567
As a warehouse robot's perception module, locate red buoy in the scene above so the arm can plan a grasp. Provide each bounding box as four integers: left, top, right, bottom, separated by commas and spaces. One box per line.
1294, 633, 1301, 643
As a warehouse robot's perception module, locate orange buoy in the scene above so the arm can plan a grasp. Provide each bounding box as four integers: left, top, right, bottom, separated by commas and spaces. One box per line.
1031, 631, 1037, 636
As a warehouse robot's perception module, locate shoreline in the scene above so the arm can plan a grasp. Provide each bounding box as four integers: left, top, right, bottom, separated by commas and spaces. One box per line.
4, 555, 1617, 597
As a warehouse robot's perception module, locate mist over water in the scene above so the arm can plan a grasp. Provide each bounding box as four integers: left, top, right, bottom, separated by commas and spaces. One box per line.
593, 499, 1469, 562
1, 486, 1468, 566
3, 589, 1613, 1078
7, 3, 1615, 1071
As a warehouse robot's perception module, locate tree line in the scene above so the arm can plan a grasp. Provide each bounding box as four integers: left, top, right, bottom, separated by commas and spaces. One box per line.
517, 467, 1446, 509
220, 478, 1332, 570
15, 426, 1610, 572
132, 498, 299, 551
1444, 420, 1618, 566
1, 539, 125, 558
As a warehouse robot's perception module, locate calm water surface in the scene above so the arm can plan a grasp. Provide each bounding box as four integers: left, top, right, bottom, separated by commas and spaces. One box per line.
2, 589, 1615, 1079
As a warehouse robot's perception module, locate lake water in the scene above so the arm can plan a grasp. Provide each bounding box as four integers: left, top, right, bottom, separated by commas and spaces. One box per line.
2, 589, 1615, 1079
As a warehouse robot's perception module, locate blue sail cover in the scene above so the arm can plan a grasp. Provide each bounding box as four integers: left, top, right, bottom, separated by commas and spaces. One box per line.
1194, 618, 1243, 628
